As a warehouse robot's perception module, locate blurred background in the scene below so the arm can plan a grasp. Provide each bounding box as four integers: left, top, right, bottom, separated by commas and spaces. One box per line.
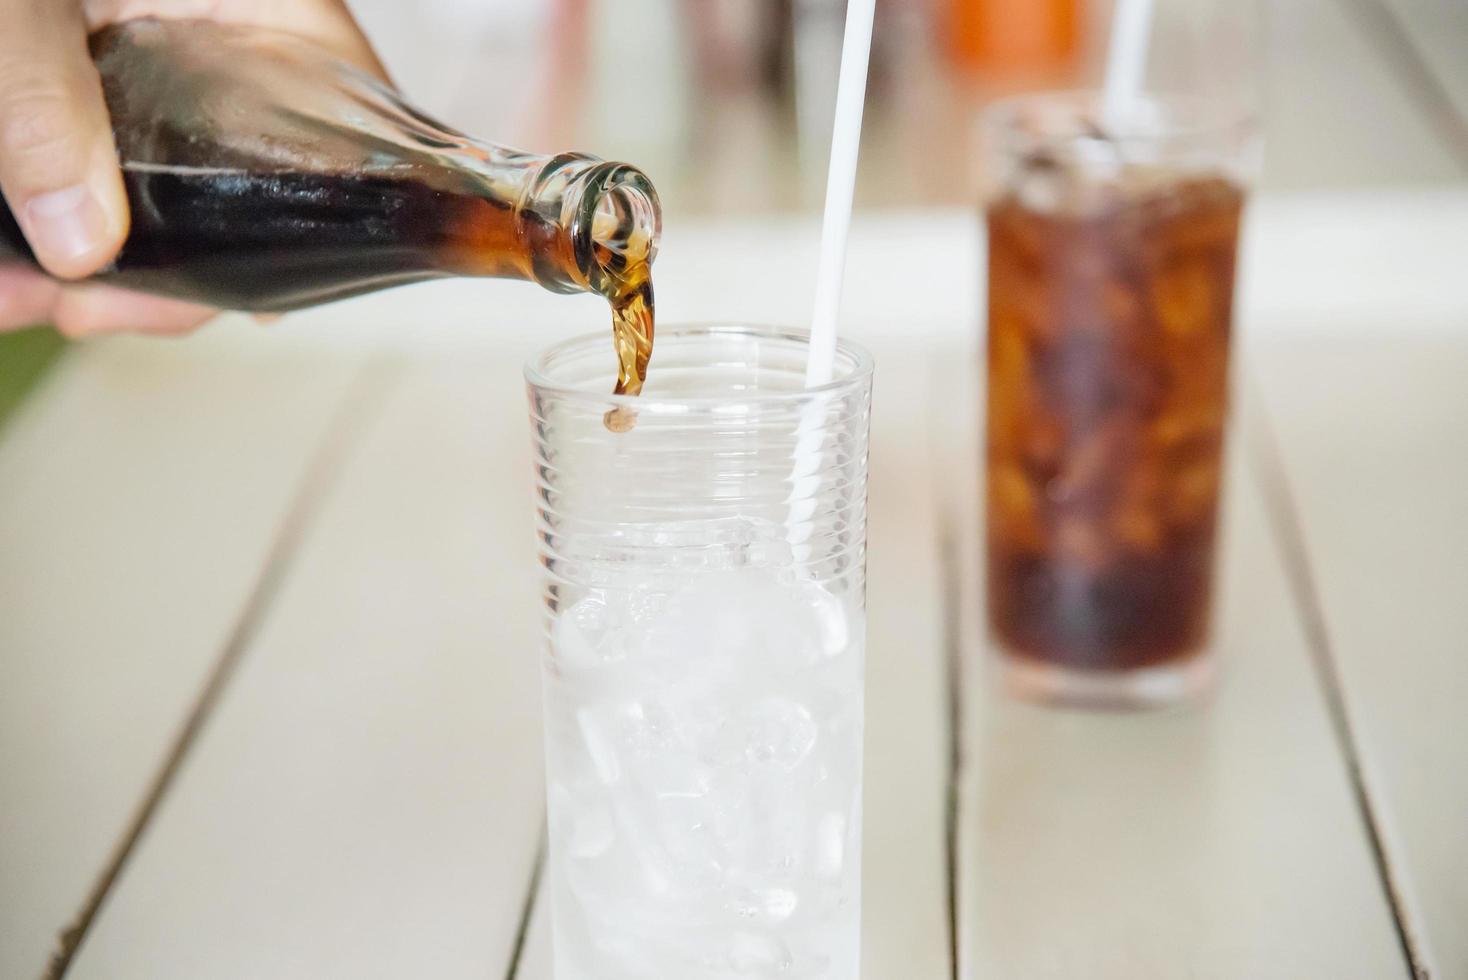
345, 0, 1466, 218
1, 0, 1465, 402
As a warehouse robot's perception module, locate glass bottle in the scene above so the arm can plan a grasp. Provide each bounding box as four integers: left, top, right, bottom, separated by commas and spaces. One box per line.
0, 18, 660, 314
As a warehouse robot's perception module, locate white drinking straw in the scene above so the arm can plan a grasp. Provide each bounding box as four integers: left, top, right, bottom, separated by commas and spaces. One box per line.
1102, 0, 1155, 128
804, 0, 877, 388
787, 0, 876, 558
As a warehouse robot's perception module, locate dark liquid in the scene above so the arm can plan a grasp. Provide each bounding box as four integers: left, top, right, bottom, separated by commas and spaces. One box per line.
0, 165, 516, 311
985, 176, 1244, 671
587, 203, 655, 430
0, 164, 655, 409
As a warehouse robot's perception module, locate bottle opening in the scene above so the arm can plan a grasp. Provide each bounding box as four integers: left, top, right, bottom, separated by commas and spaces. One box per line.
578, 164, 660, 293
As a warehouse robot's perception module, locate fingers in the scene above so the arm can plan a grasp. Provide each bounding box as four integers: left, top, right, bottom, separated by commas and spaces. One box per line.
52, 284, 216, 337
0, 265, 216, 336
0, 0, 383, 339
0, 0, 128, 280
0, 264, 61, 331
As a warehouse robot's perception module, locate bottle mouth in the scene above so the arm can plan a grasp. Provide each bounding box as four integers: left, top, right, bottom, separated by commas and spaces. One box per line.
571, 162, 661, 296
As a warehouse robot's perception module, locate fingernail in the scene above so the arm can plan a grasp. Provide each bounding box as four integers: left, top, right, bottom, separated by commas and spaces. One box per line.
23, 185, 109, 263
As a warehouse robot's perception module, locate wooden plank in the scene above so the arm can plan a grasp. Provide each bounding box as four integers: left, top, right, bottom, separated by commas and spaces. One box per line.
1366, 0, 1468, 157
0, 322, 368, 980
66, 349, 548, 980
482, 343, 957, 980
1239, 188, 1468, 337
940, 353, 1408, 978
1254, 332, 1468, 980
1263, 0, 1462, 186
856, 344, 954, 979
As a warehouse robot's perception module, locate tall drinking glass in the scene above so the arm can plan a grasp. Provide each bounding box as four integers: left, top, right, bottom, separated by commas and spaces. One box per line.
982, 93, 1257, 708
526, 324, 873, 979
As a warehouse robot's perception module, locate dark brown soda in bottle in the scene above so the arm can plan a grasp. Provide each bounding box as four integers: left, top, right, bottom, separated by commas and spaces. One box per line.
0, 19, 660, 400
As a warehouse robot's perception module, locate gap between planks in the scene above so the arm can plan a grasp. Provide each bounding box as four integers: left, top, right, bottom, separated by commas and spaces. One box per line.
1336, 0, 1468, 168
1246, 381, 1430, 980
928, 350, 971, 980
937, 524, 964, 980
504, 834, 546, 980
45, 356, 404, 980
935, 435, 965, 980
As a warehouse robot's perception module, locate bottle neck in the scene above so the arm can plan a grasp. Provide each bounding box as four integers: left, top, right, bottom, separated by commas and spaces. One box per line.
508, 153, 661, 300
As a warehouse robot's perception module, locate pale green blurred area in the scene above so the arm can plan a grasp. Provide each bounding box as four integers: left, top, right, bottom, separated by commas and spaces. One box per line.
0, 328, 65, 432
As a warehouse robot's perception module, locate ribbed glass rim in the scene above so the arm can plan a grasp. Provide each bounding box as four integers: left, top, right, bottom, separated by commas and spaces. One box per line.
524, 322, 875, 412
980, 89, 1257, 152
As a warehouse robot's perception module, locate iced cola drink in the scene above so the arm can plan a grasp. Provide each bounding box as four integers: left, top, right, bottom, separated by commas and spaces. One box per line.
983, 95, 1250, 707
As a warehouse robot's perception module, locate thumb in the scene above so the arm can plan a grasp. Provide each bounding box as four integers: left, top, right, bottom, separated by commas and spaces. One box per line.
0, 1, 127, 279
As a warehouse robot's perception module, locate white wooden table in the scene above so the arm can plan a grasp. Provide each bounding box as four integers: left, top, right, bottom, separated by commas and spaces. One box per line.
2, 189, 1466, 980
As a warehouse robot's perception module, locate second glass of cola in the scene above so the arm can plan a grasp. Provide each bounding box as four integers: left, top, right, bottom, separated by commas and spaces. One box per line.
982, 93, 1256, 709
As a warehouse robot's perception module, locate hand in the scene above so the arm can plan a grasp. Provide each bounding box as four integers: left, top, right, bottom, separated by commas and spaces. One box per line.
0, 0, 386, 337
